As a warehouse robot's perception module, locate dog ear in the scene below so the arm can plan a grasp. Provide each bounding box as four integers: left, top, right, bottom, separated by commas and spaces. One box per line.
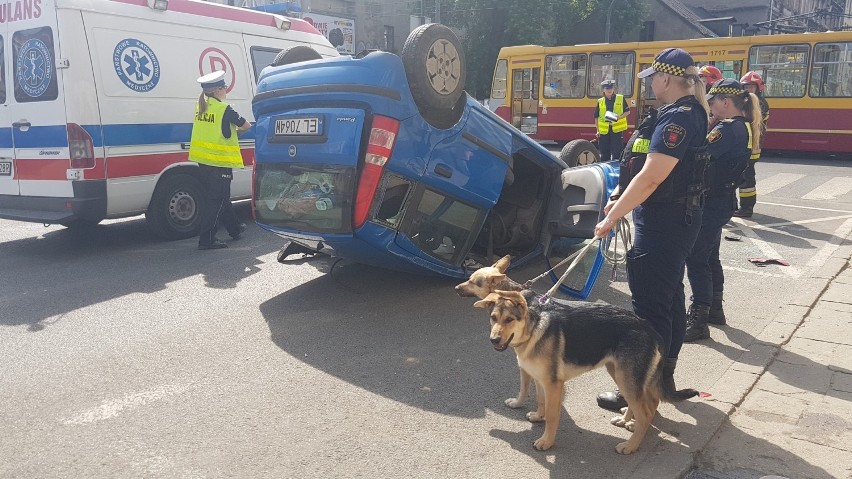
492, 255, 512, 273
486, 272, 506, 286
473, 298, 496, 309
474, 292, 501, 309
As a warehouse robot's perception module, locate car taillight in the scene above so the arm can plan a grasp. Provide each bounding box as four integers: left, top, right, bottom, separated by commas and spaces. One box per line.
353, 115, 399, 229
67, 123, 95, 169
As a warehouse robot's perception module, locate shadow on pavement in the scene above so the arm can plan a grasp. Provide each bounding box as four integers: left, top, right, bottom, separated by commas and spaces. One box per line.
0, 205, 276, 331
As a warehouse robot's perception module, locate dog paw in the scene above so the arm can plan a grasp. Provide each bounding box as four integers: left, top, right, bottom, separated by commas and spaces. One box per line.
505, 398, 525, 408
620, 406, 628, 414
615, 440, 638, 455
624, 419, 636, 432
526, 411, 545, 423
610, 416, 627, 428
533, 436, 554, 451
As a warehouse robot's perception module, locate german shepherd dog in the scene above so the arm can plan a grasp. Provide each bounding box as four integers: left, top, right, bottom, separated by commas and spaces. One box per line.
462, 258, 698, 453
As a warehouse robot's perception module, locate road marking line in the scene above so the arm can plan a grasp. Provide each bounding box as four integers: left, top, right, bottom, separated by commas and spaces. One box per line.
801, 177, 852, 201
805, 218, 852, 270
760, 173, 806, 196
729, 214, 852, 235
724, 265, 790, 278
759, 201, 852, 214
61, 383, 192, 425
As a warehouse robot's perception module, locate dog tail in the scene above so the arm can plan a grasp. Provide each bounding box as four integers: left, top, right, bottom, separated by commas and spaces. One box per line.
663, 385, 700, 403
660, 359, 699, 403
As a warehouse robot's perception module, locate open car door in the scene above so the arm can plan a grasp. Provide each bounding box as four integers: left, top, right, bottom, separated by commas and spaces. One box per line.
543, 161, 619, 299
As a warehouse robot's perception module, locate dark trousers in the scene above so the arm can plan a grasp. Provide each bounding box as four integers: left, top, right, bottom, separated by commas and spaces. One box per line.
598, 130, 624, 162
198, 164, 239, 246
627, 202, 702, 360
738, 160, 757, 210
686, 194, 736, 306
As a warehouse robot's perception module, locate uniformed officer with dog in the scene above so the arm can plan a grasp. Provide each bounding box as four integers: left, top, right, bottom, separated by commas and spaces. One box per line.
594, 79, 630, 161
683, 79, 763, 341
190, 71, 250, 250
592, 48, 710, 412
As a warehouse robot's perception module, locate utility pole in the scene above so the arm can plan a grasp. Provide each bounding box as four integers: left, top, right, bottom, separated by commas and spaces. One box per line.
605, 0, 617, 43
436, 0, 441, 24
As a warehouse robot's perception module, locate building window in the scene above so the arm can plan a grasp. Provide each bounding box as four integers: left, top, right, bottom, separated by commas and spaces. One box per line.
384, 25, 395, 52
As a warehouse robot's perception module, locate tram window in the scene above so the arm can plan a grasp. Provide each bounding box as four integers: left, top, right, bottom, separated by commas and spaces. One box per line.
544, 54, 587, 98
589, 52, 635, 97
748, 44, 809, 98
491, 59, 508, 99
707, 60, 743, 80
809, 42, 852, 98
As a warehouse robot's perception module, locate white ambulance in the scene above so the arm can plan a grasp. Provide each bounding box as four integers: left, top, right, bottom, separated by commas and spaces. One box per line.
0, 0, 337, 238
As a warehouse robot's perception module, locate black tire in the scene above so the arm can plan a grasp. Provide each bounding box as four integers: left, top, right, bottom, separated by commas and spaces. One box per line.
401, 24, 466, 115
271, 45, 322, 67
559, 139, 600, 168
146, 173, 204, 240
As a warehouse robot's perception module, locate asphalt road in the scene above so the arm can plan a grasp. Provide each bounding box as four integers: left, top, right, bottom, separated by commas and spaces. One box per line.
1, 153, 851, 478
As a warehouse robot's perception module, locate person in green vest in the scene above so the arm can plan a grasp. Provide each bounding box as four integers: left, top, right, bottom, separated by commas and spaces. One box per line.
594, 79, 630, 162
190, 71, 250, 250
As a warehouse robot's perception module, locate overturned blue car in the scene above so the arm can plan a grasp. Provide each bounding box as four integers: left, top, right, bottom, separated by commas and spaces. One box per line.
251, 24, 618, 299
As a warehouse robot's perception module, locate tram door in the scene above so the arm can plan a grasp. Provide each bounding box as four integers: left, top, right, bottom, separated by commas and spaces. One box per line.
511, 66, 540, 135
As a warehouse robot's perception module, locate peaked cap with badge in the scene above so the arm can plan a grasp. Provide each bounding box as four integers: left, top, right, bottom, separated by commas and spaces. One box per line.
638, 48, 695, 78
706, 78, 746, 101
198, 70, 227, 90
601, 79, 616, 88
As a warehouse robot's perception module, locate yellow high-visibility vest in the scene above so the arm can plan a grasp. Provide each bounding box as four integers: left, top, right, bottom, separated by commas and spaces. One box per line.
597, 94, 627, 134
189, 98, 244, 169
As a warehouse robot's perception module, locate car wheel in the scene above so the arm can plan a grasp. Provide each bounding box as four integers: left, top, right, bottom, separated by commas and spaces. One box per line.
271, 45, 322, 67
146, 173, 204, 240
559, 139, 600, 168
401, 23, 466, 117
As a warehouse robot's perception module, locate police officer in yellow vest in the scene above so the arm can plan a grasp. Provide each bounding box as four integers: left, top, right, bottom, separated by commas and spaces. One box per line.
190, 71, 250, 250
594, 79, 630, 161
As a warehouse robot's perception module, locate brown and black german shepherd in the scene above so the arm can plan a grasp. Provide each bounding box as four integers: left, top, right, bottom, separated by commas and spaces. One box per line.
467, 279, 698, 453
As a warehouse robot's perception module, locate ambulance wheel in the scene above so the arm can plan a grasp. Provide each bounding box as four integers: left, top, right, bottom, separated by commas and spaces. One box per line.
147, 173, 204, 240
560, 139, 600, 168
401, 24, 466, 121
271, 45, 322, 67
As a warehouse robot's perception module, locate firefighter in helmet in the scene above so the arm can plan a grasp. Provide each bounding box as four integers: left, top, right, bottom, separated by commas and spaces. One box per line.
734, 71, 769, 218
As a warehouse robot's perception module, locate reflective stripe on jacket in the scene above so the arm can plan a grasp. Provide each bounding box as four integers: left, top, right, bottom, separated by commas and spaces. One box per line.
189, 98, 243, 169
597, 95, 627, 134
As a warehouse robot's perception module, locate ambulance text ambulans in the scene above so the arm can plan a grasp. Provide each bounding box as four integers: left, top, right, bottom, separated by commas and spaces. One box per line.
0, 0, 337, 238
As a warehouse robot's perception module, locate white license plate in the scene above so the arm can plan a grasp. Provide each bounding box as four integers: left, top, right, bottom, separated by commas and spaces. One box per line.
275, 117, 321, 136
0, 161, 11, 176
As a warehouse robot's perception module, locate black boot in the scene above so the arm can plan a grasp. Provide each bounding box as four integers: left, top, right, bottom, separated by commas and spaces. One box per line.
684, 303, 711, 342
662, 358, 678, 393
596, 390, 628, 412
708, 293, 726, 325
732, 208, 753, 218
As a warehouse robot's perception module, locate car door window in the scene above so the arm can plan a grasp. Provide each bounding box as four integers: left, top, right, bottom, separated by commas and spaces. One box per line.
404, 187, 480, 265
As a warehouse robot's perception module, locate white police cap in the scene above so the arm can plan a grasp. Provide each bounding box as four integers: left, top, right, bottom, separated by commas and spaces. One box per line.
198, 71, 227, 89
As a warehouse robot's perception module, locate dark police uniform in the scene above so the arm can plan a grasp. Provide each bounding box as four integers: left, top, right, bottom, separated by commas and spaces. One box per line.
625, 96, 708, 360
598, 48, 710, 412
684, 79, 753, 341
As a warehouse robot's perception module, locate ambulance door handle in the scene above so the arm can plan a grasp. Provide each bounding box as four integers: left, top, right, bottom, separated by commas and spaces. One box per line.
12, 121, 31, 130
